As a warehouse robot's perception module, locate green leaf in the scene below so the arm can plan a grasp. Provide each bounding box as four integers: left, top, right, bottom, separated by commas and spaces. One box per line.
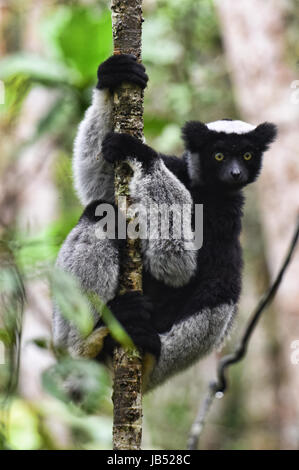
33, 93, 77, 140
0, 75, 30, 122
88, 293, 134, 350
0, 53, 74, 85
42, 6, 112, 86
0, 329, 10, 346
2, 400, 42, 450
14, 208, 81, 268
30, 337, 51, 351
50, 268, 94, 338
42, 357, 110, 413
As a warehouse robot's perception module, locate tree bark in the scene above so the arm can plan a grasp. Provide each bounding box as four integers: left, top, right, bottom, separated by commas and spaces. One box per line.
110, 0, 144, 451
216, 0, 299, 449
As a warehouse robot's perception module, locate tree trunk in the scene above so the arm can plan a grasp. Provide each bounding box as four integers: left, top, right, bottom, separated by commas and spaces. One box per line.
110, 0, 144, 451
216, 0, 299, 449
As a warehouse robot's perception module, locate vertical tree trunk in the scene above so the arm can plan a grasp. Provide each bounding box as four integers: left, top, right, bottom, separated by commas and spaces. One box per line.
216, 0, 299, 449
110, 0, 144, 451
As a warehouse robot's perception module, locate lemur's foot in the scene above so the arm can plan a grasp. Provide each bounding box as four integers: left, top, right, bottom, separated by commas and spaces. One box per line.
80, 327, 109, 358
102, 131, 156, 166
104, 292, 161, 359
97, 54, 148, 92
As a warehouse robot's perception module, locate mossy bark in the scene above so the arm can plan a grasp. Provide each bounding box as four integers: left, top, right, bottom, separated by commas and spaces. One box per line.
111, 0, 144, 451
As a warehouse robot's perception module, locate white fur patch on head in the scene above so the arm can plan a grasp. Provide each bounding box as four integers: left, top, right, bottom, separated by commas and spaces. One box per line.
207, 120, 256, 135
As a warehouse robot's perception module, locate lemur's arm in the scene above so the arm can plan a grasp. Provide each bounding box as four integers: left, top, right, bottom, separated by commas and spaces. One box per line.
52, 203, 161, 360
102, 133, 198, 287
73, 89, 114, 205
73, 55, 148, 205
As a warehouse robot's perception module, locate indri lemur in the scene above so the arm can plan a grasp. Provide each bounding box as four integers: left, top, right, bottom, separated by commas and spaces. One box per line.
53, 55, 277, 390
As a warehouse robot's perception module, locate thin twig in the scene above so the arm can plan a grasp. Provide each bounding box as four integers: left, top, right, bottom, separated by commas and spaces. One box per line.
187, 217, 299, 450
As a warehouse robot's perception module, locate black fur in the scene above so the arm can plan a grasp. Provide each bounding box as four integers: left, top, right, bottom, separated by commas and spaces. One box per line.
80, 199, 116, 224
139, 185, 244, 333
80, 199, 126, 249
182, 120, 277, 189
96, 292, 161, 359
63, 55, 278, 366
102, 131, 157, 170
97, 119, 276, 355
97, 54, 148, 92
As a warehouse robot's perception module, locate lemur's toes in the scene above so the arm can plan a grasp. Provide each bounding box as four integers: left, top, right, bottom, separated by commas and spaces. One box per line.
81, 327, 109, 358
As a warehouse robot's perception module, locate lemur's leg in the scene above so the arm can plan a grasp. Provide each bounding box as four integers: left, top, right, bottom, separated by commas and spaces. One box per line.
102, 133, 198, 287
73, 55, 148, 206
147, 301, 237, 390
53, 201, 160, 360
145, 264, 241, 390
52, 201, 120, 357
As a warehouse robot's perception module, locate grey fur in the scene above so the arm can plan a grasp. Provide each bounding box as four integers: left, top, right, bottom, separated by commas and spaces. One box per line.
185, 150, 201, 187
129, 158, 197, 287
52, 216, 119, 355
73, 89, 114, 205
53, 86, 238, 385
148, 302, 237, 390
73, 88, 197, 287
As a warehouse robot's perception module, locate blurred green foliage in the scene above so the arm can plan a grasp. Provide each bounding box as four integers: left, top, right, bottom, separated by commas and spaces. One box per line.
42, 6, 112, 86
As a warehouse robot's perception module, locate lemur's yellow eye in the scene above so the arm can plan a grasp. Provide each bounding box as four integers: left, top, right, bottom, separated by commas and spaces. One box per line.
215, 152, 224, 161
243, 152, 252, 161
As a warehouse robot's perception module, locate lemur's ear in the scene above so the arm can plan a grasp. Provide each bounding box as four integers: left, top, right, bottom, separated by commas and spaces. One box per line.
249, 122, 278, 152
182, 121, 211, 152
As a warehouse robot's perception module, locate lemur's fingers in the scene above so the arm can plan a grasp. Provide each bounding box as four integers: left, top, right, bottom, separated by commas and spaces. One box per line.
101, 132, 138, 163
97, 54, 148, 92
102, 132, 156, 165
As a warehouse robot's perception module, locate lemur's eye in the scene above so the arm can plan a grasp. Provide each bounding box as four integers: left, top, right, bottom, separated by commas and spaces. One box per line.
215, 152, 224, 161
243, 152, 252, 161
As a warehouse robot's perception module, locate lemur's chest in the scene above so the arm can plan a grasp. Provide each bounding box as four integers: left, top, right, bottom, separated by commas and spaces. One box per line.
140, 194, 243, 333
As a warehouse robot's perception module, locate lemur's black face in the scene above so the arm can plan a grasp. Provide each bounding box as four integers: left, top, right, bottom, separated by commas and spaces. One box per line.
201, 134, 263, 189
182, 120, 277, 190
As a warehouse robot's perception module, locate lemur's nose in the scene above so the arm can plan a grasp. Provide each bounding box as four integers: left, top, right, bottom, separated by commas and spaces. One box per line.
231, 169, 241, 179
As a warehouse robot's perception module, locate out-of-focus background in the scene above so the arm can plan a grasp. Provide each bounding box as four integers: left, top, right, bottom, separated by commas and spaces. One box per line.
0, 0, 298, 450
